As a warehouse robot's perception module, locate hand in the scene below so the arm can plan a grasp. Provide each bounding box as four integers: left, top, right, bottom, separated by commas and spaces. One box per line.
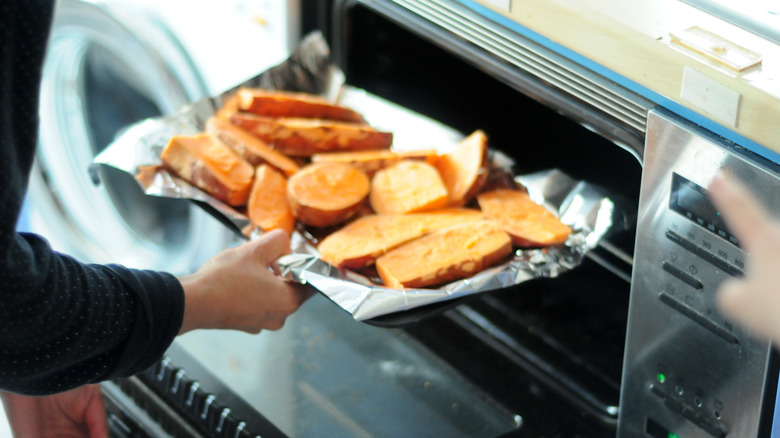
0, 385, 108, 437
178, 228, 315, 334
708, 171, 780, 343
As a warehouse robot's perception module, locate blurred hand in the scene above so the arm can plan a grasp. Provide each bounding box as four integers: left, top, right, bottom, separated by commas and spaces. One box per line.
178, 228, 315, 334
708, 171, 780, 344
0, 385, 108, 438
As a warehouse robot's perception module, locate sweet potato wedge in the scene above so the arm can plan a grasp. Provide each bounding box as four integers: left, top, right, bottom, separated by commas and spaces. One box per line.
369, 160, 449, 214
206, 117, 300, 177
376, 220, 513, 289
435, 130, 490, 206
311, 149, 439, 177
477, 189, 572, 247
215, 93, 240, 121
318, 208, 484, 269
237, 88, 366, 123
160, 133, 254, 206
287, 162, 370, 227
230, 113, 393, 157
247, 164, 295, 234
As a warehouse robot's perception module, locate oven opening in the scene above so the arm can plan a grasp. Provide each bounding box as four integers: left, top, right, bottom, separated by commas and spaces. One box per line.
334, 4, 642, 436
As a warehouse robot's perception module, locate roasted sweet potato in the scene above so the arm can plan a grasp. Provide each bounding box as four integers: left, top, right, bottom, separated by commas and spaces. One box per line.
311, 149, 439, 177
318, 208, 484, 269
215, 93, 240, 121
206, 117, 300, 177
287, 162, 370, 227
160, 133, 254, 206
477, 189, 572, 247
237, 88, 366, 123
247, 164, 295, 234
369, 160, 449, 214
230, 113, 393, 157
376, 220, 513, 289
435, 130, 490, 206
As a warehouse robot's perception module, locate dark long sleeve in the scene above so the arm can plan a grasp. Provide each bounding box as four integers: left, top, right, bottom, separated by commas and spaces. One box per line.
0, 0, 185, 395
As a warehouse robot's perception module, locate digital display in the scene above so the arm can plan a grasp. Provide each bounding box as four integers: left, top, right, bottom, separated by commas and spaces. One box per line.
670, 173, 737, 245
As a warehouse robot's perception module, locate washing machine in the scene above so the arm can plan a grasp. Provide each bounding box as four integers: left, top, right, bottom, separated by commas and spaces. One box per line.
21, 0, 299, 273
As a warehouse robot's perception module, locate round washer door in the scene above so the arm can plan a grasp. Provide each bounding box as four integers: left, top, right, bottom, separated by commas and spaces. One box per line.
24, 0, 236, 274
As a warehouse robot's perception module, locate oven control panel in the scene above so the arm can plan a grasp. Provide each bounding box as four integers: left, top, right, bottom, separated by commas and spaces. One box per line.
618, 109, 780, 438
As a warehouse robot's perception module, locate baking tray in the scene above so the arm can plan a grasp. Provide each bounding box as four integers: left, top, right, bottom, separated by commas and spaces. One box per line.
93, 32, 625, 327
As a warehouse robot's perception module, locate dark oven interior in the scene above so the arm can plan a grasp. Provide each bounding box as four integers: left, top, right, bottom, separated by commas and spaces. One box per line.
318, 1, 644, 437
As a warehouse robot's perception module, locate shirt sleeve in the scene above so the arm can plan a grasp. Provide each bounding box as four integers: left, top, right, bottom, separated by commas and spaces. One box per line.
0, 0, 186, 395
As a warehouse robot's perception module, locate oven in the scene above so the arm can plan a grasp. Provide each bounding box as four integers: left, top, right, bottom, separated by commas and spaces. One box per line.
38, 0, 780, 437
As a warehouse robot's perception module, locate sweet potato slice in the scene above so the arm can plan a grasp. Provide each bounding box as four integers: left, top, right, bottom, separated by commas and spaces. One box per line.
247, 164, 295, 234
434, 130, 489, 206
237, 88, 366, 123
160, 133, 254, 206
206, 117, 300, 177
287, 162, 370, 227
230, 113, 393, 157
318, 208, 484, 269
376, 220, 513, 289
477, 189, 572, 247
311, 149, 439, 177
369, 160, 449, 214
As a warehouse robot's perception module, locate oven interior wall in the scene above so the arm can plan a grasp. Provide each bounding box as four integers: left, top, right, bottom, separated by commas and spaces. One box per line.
325, 3, 645, 437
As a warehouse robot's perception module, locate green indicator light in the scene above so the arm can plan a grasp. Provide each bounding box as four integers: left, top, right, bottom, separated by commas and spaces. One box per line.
668, 433, 680, 438
657, 373, 666, 383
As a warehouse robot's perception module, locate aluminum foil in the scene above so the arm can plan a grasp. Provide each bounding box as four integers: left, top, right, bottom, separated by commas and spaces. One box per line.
92, 32, 622, 324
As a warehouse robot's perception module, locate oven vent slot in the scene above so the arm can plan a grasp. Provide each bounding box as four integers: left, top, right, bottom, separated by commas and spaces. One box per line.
389, 0, 653, 142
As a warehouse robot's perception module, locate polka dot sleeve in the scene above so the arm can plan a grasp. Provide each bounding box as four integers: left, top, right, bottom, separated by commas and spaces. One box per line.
0, 0, 185, 395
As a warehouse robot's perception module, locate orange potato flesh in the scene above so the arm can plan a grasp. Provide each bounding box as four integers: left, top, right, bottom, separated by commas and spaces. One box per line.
477, 189, 572, 247
318, 208, 484, 269
287, 162, 371, 227
435, 130, 489, 206
311, 149, 439, 177
206, 117, 300, 177
376, 220, 513, 289
160, 133, 254, 206
247, 164, 295, 234
369, 160, 449, 214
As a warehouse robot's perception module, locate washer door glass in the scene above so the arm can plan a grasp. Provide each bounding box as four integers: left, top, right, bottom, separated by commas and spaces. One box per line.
27, 0, 234, 273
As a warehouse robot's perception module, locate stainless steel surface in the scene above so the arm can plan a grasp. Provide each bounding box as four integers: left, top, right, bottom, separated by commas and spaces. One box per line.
176, 294, 521, 437
618, 109, 780, 437
372, 0, 654, 162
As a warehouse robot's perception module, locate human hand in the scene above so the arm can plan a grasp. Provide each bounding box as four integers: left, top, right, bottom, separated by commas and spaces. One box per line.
178, 228, 315, 334
0, 385, 108, 438
708, 171, 780, 344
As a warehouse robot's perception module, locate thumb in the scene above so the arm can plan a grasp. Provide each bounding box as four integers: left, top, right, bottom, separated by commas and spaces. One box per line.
251, 229, 292, 265
83, 387, 109, 438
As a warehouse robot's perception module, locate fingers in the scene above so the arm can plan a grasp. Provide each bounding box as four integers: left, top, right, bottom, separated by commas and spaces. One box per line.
708, 171, 770, 252
83, 386, 109, 438
251, 229, 292, 265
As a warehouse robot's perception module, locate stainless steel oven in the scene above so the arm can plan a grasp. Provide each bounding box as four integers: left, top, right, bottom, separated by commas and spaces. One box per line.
89, 0, 780, 437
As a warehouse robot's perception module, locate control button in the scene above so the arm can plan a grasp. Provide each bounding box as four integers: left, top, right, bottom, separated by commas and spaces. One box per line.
681, 406, 727, 438
666, 230, 743, 278
650, 385, 727, 438
659, 293, 739, 344
662, 261, 703, 290
726, 264, 745, 278
185, 381, 201, 408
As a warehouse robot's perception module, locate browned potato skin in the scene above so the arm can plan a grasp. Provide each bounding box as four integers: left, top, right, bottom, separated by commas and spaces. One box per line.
237, 88, 367, 123
230, 113, 393, 157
